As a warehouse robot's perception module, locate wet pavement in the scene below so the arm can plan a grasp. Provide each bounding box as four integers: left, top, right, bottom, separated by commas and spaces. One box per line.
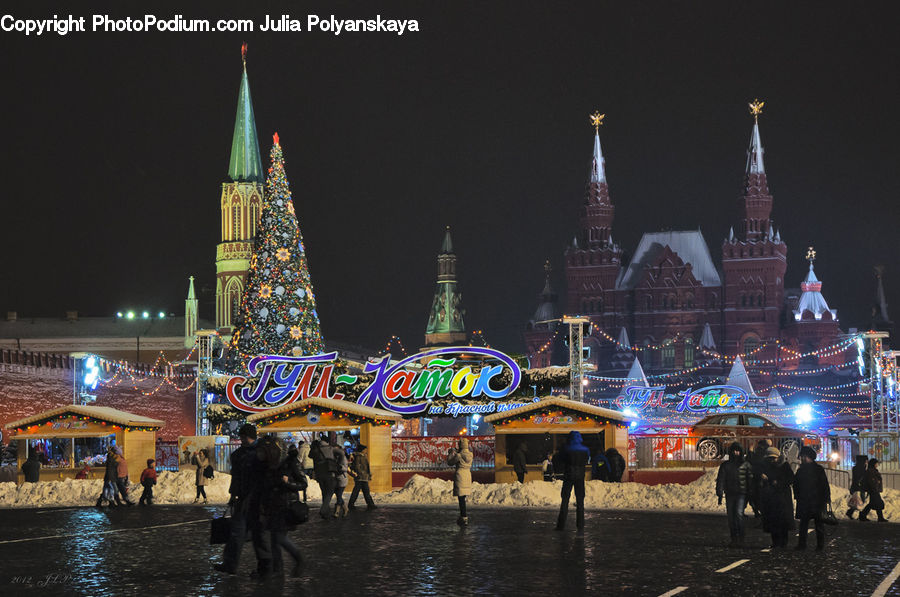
0, 504, 898, 596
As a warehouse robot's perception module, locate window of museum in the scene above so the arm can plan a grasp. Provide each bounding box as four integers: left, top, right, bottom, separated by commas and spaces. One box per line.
662, 339, 675, 369
743, 336, 759, 356
684, 338, 694, 369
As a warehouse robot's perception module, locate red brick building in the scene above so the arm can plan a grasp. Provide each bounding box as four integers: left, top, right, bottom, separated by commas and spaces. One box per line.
525, 108, 845, 387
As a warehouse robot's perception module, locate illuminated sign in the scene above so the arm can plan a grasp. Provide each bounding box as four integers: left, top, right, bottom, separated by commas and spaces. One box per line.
225, 347, 523, 417
616, 385, 750, 414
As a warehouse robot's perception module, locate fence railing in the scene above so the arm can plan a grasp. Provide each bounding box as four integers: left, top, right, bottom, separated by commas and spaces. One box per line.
629, 434, 822, 469
823, 467, 851, 490
214, 442, 242, 474
392, 436, 494, 470
155, 441, 180, 472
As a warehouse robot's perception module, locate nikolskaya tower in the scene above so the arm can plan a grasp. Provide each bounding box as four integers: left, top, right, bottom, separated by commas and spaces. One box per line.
215, 44, 265, 335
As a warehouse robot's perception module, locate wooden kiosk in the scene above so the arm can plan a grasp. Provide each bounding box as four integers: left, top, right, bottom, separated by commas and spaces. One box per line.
246, 397, 400, 492
5, 405, 164, 484
484, 396, 631, 483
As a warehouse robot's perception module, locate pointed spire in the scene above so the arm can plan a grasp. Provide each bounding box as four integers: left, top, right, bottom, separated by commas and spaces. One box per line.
774, 229, 781, 243
795, 247, 837, 320
185, 276, 198, 347
728, 227, 734, 242
590, 129, 607, 183
441, 226, 454, 254
571, 235, 579, 249
228, 43, 264, 183
699, 322, 716, 349
608, 233, 614, 247
625, 356, 648, 387
746, 99, 765, 175
766, 387, 785, 407
726, 356, 755, 396
617, 326, 630, 348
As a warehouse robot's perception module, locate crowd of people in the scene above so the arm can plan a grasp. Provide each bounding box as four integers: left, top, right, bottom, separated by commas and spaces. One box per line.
714, 440, 888, 552
214, 424, 377, 579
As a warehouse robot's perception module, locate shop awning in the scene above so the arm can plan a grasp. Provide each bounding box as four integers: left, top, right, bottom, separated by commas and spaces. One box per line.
5, 405, 165, 438
247, 397, 401, 432
484, 396, 633, 433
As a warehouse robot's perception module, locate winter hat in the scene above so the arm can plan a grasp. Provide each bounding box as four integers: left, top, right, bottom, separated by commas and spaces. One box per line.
357, 444, 368, 452
458, 438, 469, 451
147, 459, 155, 466
765, 447, 781, 458
287, 445, 299, 458
869, 458, 879, 465
799, 446, 817, 461
728, 442, 743, 455
238, 423, 257, 439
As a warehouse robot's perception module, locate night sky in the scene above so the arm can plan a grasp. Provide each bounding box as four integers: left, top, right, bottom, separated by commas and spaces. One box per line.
3, 2, 899, 352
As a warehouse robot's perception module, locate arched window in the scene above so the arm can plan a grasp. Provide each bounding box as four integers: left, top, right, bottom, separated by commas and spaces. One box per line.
645, 295, 653, 312
741, 295, 747, 307
662, 338, 675, 369
661, 295, 668, 309
684, 338, 694, 369
225, 279, 242, 327
232, 205, 241, 240
250, 204, 259, 236
743, 336, 759, 357
757, 294, 764, 307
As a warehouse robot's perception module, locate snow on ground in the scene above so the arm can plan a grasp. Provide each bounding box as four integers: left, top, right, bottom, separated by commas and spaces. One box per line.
1, 470, 897, 522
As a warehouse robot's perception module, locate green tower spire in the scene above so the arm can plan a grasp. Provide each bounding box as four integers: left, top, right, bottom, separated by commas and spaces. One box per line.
425, 226, 467, 345
227, 43, 263, 183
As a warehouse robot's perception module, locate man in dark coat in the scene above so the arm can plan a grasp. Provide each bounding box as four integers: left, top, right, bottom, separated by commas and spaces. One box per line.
310, 437, 337, 519
846, 454, 868, 519
556, 431, 590, 531
859, 458, 887, 522
793, 446, 831, 550
21, 451, 41, 483
758, 446, 794, 548
592, 449, 611, 482
748, 440, 770, 519
96, 447, 123, 507
605, 448, 626, 482
262, 444, 307, 576
716, 442, 753, 546
348, 444, 377, 510
512, 443, 528, 483
215, 423, 272, 577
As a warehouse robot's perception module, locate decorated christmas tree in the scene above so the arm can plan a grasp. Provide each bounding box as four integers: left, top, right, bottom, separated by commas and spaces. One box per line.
227, 133, 325, 372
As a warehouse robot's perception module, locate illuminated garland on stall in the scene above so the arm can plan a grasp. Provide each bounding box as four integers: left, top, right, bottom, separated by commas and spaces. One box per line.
13, 413, 162, 434
254, 406, 394, 428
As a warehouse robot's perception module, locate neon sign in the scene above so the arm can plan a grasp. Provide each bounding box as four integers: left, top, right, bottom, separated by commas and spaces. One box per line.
616, 385, 750, 414
224, 347, 523, 417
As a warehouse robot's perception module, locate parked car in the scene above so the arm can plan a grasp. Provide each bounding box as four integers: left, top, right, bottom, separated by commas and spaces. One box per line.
689, 412, 820, 461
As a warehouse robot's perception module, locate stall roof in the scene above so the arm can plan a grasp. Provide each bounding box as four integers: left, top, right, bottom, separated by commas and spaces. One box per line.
5, 405, 165, 430
484, 396, 633, 424
246, 397, 402, 425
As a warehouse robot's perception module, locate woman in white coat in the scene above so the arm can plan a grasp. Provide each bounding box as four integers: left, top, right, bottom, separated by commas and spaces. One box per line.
447, 438, 473, 526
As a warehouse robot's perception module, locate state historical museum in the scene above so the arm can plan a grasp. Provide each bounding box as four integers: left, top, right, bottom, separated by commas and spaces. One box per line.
525, 104, 844, 389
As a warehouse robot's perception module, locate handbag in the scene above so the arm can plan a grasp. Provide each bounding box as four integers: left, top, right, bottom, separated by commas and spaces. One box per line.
286, 500, 309, 525
210, 508, 232, 545
820, 503, 839, 526
203, 465, 215, 479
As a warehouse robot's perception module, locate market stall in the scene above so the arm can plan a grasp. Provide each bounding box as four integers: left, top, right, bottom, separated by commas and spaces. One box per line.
246, 397, 401, 492
484, 396, 632, 483
4, 405, 164, 484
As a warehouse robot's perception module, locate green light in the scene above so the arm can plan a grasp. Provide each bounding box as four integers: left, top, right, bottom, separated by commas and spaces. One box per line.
158, 312, 165, 318
142, 311, 150, 319
126, 311, 135, 320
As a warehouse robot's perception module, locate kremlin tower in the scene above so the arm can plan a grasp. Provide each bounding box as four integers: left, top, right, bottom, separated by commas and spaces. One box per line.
215, 44, 265, 335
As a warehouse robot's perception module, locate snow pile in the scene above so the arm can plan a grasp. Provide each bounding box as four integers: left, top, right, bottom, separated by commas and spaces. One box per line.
1, 469, 898, 522
380, 471, 900, 521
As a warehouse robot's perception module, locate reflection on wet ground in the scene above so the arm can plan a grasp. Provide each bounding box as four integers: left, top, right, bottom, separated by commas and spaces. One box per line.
0, 505, 898, 595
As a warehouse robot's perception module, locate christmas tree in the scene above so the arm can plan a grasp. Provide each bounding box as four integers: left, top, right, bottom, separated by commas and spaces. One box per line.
227, 132, 325, 372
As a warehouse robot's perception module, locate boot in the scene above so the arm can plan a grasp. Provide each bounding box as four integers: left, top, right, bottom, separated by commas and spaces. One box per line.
341, 502, 349, 518
846, 508, 855, 519
333, 504, 341, 518
456, 516, 468, 526
203, 498, 209, 504
192, 497, 199, 504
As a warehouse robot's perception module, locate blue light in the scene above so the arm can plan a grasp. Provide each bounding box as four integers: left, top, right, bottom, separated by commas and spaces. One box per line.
142, 311, 150, 319
158, 312, 166, 319
116, 312, 123, 318
472, 414, 482, 423
205, 393, 215, 403
795, 404, 813, 427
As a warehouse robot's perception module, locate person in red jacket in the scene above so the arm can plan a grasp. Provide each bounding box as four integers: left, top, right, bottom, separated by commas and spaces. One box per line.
75, 464, 92, 480
139, 459, 158, 505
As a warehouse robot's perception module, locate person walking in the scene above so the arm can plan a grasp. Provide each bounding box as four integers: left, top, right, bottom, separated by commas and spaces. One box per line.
846, 455, 868, 519
715, 442, 753, 546
348, 444, 377, 510
192, 448, 211, 504
214, 424, 272, 577
297, 440, 314, 478
512, 443, 528, 483
114, 446, 134, 505
793, 446, 831, 550
448, 437, 473, 526
605, 448, 626, 482
859, 458, 887, 522
333, 442, 349, 518
139, 459, 157, 505
748, 440, 771, 520
96, 446, 122, 507
556, 431, 590, 531
310, 436, 336, 520
21, 450, 41, 483
758, 446, 794, 548
259, 438, 306, 577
